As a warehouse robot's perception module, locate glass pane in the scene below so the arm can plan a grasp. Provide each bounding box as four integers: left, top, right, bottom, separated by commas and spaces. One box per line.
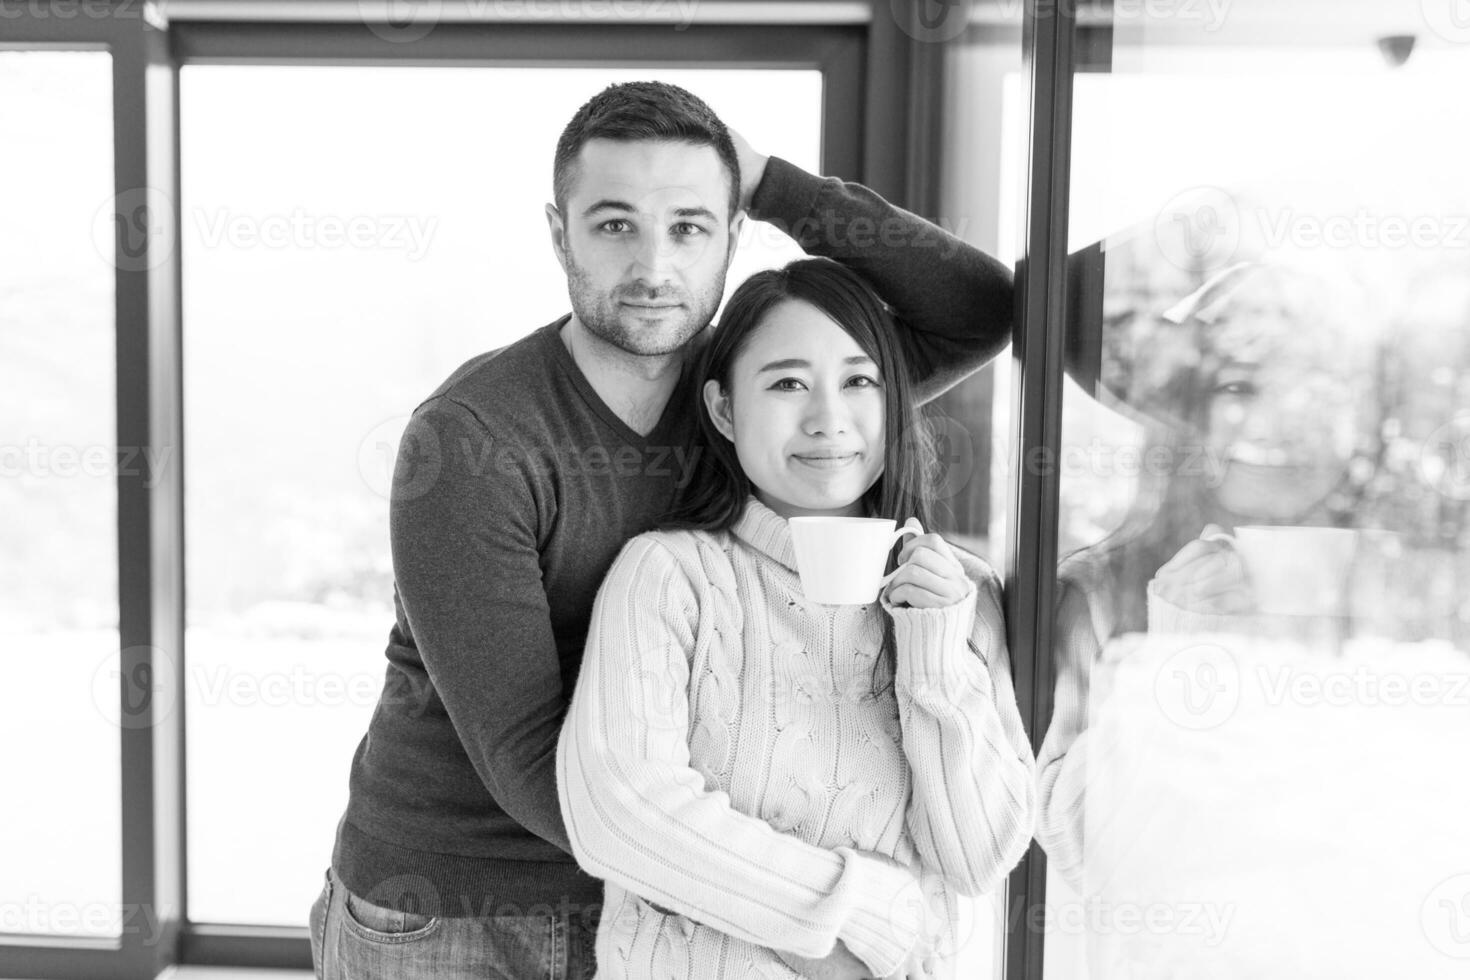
1039, 10, 1470, 977
935, 23, 1029, 979
181, 65, 821, 926
0, 50, 121, 938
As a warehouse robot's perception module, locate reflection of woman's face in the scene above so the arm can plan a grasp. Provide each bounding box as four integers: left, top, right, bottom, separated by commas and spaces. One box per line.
1205, 351, 1357, 522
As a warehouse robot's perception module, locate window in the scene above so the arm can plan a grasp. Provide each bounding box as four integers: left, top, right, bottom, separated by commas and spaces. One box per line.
0, 49, 121, 942
180, 64, 821, 927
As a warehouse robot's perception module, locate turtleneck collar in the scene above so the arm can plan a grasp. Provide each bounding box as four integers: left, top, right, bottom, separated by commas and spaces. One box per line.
728, 496, 798, 573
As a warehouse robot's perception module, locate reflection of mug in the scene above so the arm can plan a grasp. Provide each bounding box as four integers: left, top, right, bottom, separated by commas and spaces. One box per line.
789, 517, 920, 605
1202, 525, 1358, 617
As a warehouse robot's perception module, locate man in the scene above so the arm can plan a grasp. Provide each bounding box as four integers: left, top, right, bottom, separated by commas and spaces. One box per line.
309, 81, 1012, 979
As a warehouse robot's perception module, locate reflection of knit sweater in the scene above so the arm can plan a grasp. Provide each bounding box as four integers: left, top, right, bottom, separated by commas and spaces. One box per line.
557, 497, 1035, 979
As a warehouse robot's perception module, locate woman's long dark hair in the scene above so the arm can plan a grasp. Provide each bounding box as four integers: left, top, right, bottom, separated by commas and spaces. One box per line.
663, 257, 939, 689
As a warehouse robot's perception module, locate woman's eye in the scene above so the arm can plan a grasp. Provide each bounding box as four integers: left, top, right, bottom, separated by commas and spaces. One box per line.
1213, 380, 1256, 397
771, 378, 807, 392
846, 375, 882, 389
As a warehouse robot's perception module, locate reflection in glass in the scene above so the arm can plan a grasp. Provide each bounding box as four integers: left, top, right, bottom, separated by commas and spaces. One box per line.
1037, 26, 1470, 979
0, 50, 121, 937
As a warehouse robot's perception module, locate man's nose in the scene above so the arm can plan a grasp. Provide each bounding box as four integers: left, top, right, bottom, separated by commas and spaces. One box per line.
631, 228, 677, 280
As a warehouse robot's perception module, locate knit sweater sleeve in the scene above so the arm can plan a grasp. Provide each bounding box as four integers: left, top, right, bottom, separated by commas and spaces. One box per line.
880, 554, 1036, 896
557, 535, 924, 978
749, 156, 1013, 404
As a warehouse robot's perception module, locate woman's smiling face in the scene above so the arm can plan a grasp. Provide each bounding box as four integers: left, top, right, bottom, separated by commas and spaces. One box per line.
703, 299, 887, 519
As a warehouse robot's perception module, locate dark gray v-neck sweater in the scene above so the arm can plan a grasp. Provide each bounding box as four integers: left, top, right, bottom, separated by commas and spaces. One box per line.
332, 157, 1014, 917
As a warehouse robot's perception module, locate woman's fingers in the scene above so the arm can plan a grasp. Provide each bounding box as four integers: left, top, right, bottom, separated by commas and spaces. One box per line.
885, 562, 969, 608
1154, 545, 1253, 613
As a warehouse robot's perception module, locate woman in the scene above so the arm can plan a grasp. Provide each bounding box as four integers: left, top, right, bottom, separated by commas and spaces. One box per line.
557, 258, 1035, 980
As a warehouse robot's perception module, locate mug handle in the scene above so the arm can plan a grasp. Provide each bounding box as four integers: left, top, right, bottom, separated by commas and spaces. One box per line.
878, 524, 923, 589
1199, 528, 1236, 548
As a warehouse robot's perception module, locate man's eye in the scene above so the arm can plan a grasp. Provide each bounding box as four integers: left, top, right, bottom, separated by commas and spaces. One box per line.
600, 219, 631, 234
673, 222, 707, 237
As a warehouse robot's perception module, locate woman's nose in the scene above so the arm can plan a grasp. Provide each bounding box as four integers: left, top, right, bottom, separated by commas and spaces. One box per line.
802, 389, 849, 435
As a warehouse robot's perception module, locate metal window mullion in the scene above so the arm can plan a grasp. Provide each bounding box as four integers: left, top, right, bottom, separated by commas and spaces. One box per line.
1003, 1, 1077, 979
114, 13, 187, 980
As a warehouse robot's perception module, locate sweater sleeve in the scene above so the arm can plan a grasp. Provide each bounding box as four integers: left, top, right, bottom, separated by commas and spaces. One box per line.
389, 395, 572, 853
749, 156, 1013, 403
880, 555, 1036, 896
557, 536, 924, 978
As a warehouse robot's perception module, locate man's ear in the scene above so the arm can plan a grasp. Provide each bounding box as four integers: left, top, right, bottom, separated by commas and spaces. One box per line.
546, 203, 569, 274
726, 211, 746, 264
703, 379, 736, 443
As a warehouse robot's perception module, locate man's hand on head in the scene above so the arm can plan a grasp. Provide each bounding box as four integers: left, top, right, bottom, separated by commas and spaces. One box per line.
729, 128, 769, 214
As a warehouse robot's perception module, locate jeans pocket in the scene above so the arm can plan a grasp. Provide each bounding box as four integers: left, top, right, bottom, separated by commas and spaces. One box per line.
308, 869, 332, 980
341, 889, 441, 943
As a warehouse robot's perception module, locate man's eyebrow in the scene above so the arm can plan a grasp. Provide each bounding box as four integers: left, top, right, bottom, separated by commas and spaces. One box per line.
579, 201, 721, 222
580, 199, 637, 217
757, 355, 875, 372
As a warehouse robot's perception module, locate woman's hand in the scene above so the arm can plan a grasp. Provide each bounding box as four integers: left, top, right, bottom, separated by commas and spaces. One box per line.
776, 941, 874, 980
728, 127, 769, 213
882, 520, 971, 610
1150, 524, 1253, 615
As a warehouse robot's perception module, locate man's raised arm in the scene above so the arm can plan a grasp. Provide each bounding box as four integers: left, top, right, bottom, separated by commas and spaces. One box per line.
738, 138, 1012, 403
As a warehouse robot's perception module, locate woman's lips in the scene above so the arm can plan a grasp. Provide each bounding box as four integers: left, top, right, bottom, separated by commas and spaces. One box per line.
792, 453, 859, 469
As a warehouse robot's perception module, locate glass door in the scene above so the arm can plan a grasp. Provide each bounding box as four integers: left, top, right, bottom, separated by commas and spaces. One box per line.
1038, 4, 1470, 976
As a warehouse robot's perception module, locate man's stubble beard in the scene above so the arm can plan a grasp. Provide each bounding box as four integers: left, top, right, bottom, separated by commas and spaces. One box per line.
563, 246, 728, 358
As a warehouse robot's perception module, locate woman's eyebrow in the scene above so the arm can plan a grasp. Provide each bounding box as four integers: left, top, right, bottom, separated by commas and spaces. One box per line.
757, 355, 875, 373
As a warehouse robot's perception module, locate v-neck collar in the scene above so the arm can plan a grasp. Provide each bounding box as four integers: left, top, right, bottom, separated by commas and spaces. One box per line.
541, 316, 699, 449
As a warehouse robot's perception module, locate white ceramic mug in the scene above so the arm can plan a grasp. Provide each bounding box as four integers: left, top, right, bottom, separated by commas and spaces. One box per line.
1201, 525, 1359, 617
788, 517, 921, 605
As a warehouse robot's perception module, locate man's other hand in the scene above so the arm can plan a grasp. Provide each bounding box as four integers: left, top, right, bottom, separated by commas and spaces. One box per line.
729, 128, 769, 213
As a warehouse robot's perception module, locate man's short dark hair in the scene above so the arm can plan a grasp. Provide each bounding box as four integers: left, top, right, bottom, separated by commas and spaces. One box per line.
553, 81, 741, 218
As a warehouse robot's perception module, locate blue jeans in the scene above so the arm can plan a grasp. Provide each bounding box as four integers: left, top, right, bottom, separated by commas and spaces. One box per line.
309, 867, 599, 979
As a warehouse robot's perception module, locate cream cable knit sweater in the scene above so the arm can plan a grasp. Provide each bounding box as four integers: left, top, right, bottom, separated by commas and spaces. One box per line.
557, 497, 1036, 979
